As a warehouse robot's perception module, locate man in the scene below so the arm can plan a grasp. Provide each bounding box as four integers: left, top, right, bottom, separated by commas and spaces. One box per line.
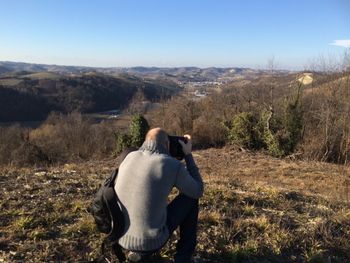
114, 128, 204, 263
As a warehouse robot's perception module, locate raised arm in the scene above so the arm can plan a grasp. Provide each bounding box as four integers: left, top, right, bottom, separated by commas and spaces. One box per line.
175, 135, 204, 199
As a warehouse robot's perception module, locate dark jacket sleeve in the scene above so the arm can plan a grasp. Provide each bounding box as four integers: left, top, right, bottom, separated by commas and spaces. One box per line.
174, 154, 204, 199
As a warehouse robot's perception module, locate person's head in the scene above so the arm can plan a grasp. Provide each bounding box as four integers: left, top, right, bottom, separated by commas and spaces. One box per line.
145, 127, 169, 150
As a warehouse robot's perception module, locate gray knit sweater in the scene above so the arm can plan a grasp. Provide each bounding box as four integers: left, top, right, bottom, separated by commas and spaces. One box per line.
114, 140, 203, 251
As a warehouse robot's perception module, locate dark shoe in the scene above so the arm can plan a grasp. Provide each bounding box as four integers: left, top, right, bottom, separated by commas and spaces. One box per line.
127, 251, 165, 263
191, 256, 203, 263
174, 256, 203, 263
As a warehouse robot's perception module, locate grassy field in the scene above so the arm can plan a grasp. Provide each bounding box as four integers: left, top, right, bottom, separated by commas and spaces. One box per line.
1, 147, 350, 262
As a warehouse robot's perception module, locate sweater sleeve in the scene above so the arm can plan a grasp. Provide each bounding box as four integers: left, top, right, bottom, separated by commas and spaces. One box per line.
174, 154, 204, 199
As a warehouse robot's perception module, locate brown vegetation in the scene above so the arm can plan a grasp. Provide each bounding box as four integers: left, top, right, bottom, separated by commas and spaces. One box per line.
148, 71, 350, 164
1, 70, 349, 166
0, 112, 119, 166
1, 68, 350, 262
1, 147, 349, 262
302, 74, 350, 163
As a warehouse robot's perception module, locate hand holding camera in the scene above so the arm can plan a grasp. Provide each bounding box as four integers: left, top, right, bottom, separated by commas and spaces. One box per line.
168, 134, 192, 160
178, 134, 192, 155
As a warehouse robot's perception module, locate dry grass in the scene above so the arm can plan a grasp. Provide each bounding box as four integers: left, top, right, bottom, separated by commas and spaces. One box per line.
1, 147, 350, 262
195, 147, 350, 202
21, 72, 62, 80
0, 78, 23, 86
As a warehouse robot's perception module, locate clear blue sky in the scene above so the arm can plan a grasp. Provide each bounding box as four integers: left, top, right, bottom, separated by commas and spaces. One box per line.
0, 0, 349, 69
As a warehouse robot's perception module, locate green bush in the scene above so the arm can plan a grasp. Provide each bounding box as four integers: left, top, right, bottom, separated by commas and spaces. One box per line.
226, 105, 302, 157
282, 89, 303, 154
258, 90, 303, 158
115, 114, 150, 154
129, 114, 150, 148
259, 110, 285, 157
228, 112, 263, 149
115, 133, 131, 155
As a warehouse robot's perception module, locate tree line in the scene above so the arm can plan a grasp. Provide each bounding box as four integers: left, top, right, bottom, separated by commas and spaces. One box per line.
1, 71, 350, 166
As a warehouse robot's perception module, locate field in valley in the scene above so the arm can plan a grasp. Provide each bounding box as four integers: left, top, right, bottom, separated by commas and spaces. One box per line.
1, 147, 350, 262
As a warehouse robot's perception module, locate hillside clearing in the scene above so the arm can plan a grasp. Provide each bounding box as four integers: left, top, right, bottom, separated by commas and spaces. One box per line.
1, 147, 350, 262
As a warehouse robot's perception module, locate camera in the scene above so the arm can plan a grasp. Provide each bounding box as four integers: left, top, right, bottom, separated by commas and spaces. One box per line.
168, 136, 188, 160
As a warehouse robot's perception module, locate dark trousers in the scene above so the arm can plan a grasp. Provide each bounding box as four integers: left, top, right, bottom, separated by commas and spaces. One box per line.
166, 194, 199, 263
127, 194, 199, 263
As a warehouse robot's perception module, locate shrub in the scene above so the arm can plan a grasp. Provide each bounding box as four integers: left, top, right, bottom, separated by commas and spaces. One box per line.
259, 110, 285, 157
0, 124, 27, 164
258, 85, 303, 158
115, 133, 131, 155
0, 112, 125, 166
228, 112, 263, 149
114, 114, 150, 154
129, 114, 150, 148
11, 141, 49, 166
282, 85, 303, 154
193, 117, 228, 148
30, 112, 94, 162
90, 121, 118, 156
151, 96, 198, 136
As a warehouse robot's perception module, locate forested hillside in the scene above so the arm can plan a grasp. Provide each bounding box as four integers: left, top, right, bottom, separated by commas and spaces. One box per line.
0, 72, 180, 122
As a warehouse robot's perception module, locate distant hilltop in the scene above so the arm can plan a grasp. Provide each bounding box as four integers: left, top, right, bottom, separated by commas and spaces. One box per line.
0, 61, 290, 83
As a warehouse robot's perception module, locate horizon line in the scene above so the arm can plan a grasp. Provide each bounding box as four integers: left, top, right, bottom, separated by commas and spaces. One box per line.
1, 59, 296, 71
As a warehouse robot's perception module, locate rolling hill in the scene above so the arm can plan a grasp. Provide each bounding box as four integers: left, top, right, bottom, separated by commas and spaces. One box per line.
0, 71, 180, 122
0, 61, 281, 83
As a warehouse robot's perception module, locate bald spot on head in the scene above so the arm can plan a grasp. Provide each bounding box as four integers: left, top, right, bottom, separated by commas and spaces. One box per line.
146, 128, 169, 149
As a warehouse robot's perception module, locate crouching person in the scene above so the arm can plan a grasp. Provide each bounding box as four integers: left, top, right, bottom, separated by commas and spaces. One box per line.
114, 128, 204, 263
